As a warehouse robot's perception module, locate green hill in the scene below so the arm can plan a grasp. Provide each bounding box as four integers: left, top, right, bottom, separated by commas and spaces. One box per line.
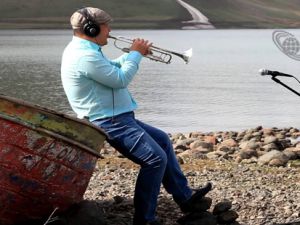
0, 0, 300, 29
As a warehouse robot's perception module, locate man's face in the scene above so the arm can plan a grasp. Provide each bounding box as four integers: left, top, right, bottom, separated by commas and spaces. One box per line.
97, 23, 111, 46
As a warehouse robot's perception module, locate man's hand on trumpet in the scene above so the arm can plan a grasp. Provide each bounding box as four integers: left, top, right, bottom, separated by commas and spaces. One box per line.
130, 38, 153, 56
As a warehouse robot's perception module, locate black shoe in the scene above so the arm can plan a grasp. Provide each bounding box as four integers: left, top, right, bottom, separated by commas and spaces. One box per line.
179, 182, 213, 213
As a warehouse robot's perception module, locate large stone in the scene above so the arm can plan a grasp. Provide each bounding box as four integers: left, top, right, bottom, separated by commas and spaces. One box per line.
242, 133, 252, 141
15, 200, 108, 225
262, 143, 278, 151
291, 131, 300, 138
195, 147, 214, 154
286, 147, 300, 157
239, 149, 258, 159
217, 210, 239, 224
217, 146, 236, 154
276, 133, 285, 140
190, 197, 213, 212
277, 139, 292, 150
204, 135, 217, 145
239, 140, 260, 150
289, 127, 299, 133
283, 147, 299, 160
236, 131, 246, 141
171, 133, 186, 141
289, 136, 300, 145
60, 200, 107, 225
263, 128, 274, 136
174, 138, 197, 150
177, 150, 207, 164
213, 200, 232, 215
264, 136, 278, 145
177, 211, 217, 225
258, 150, 289, 166
252, 131, 261, 137
269, 158, 288, 167
206, 152, 220, 160
174, 144, 189, 151
189, 131, 204, 138
190, 140, 214, 151
220, 139, 238, 147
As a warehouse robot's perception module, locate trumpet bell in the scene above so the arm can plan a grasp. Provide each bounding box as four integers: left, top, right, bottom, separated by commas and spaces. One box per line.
183, 48, 193, 64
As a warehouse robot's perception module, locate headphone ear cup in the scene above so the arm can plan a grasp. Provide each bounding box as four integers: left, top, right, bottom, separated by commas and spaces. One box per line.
83, 20, 100, 37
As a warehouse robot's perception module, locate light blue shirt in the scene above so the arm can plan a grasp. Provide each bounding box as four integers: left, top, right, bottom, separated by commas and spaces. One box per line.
61, 36, 142, 121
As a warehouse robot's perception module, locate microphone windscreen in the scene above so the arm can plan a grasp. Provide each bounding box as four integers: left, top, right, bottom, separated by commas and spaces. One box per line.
259, 69, 268, 75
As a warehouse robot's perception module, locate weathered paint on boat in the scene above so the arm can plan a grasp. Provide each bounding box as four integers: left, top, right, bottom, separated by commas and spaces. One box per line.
0, 94, 106, 225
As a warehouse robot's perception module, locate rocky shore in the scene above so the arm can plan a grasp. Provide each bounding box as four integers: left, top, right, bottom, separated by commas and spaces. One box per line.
83, 126, 300, 225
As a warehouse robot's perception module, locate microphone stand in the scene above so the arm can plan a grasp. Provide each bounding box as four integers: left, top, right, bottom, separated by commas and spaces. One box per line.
270, 76, 300, 97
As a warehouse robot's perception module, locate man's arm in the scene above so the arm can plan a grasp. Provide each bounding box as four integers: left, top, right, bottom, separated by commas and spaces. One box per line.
110, 53, 129, 68
81, 38, 151, 89
81, 51, 142, 89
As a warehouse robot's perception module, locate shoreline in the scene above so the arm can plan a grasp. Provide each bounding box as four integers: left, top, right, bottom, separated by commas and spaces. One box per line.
100, 126, 300, 168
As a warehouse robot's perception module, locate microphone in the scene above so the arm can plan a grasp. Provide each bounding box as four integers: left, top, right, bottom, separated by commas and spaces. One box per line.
259, 69, 294, 77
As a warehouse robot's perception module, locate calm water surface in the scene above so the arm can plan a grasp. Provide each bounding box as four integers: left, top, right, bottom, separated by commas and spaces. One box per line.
0, 29, 299, 133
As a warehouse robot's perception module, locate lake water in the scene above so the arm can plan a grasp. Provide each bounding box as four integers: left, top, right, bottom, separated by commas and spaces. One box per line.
0, 29, 299, 133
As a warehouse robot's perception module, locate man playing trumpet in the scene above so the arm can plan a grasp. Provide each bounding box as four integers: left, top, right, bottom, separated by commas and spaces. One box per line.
61, 7, 211, 225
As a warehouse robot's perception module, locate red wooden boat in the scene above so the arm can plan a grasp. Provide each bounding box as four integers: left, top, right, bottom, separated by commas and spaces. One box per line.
0, 94, 106, 225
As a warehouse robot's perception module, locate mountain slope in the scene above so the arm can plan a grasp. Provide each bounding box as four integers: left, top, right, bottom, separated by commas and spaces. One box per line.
0, 0, 300, 29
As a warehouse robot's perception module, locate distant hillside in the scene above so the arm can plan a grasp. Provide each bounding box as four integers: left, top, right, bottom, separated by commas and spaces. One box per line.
0, 0, 300, 29
190, 0, 300, 28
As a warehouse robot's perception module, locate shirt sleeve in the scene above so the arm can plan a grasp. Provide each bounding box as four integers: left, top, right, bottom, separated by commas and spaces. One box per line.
109, 53, 129, 68
79, 51, 143, 89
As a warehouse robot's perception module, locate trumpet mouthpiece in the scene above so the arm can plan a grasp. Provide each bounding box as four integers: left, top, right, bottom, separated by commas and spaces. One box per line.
108, 35, 116, 39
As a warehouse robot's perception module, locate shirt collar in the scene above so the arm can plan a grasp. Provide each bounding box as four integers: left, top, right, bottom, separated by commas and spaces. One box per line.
72, 36, 102, 51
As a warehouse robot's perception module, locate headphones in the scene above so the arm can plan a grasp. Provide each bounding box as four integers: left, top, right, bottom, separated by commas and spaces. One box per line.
77, 8, 100, 37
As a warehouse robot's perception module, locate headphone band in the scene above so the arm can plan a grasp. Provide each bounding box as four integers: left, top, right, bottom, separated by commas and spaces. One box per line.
77, 8, 100, 37
78, 8, 92, 24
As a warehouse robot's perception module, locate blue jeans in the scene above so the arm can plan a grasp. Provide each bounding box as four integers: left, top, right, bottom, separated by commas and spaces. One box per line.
93, 112, 192, 223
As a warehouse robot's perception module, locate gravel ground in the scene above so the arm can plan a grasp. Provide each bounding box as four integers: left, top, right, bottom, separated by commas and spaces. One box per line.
83, 127, 300, 225
84, 156, 300, 225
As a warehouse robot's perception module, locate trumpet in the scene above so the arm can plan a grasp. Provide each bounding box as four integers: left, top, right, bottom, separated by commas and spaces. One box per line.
108, 35, 192, 64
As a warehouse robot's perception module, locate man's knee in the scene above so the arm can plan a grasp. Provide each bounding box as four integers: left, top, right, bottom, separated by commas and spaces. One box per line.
156, 131, 172, 151
143, 149, 168, 169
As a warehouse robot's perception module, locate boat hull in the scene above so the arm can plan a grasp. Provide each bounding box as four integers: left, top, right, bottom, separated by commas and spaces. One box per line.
0, 95, 106, 225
